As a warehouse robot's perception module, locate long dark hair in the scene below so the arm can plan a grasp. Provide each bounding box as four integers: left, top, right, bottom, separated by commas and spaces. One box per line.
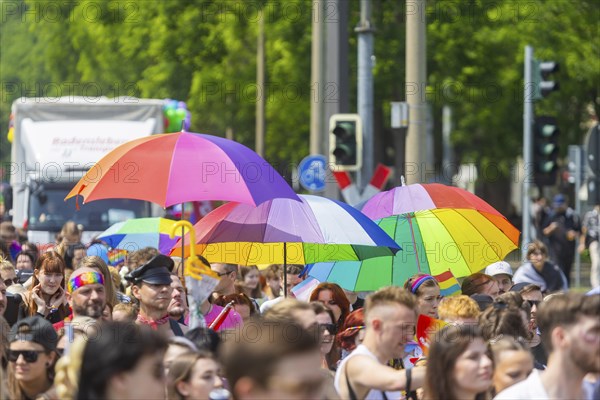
76, 322, 168, 400
423, 324, 493, 400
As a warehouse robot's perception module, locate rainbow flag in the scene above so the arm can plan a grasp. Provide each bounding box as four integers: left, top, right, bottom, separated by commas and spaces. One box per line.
108, 249, 127, 266
416, 314, 448, 356
433, 270, 461, 297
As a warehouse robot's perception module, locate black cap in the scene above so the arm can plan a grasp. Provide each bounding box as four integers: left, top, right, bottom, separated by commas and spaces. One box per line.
9, 316, 58, 351
509, 282, 534, 293
125, 254, 174, 285
470, 294, 494, 311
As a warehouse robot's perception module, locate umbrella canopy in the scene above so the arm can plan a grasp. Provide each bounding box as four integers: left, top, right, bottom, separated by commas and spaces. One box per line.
307, 184, 520, 291
170, 194, 401, 265
98, 217, 181, 254
65, 131, 299, 207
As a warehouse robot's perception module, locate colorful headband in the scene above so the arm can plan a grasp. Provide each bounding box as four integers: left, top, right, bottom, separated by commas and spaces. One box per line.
410, 275, 435, 294
68, 271, 104, 294
342, 325, 365, 335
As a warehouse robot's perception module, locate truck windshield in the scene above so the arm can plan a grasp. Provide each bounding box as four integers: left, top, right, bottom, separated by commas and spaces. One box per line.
28, 187, 151, 232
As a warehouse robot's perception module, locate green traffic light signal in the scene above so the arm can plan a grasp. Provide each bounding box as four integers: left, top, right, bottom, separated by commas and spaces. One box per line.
533, 115, 559, 186
532, 60, 559, 100
541, 125, 557, 137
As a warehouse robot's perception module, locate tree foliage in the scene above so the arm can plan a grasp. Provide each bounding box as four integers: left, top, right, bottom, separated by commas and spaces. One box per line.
1, 0, 597, 188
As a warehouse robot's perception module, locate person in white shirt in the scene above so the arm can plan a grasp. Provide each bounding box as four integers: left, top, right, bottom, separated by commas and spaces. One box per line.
494, 292, 600, 399
334, 286, 425, 399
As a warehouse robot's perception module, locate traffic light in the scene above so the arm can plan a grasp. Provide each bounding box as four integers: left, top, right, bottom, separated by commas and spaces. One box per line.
329, 114, 362, 171
533, 60, 559, 100
533, 116, 559, 186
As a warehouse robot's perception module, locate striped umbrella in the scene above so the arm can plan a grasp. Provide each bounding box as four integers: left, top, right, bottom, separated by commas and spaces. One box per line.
98, 217, 181, 254
307, 183, 520, 291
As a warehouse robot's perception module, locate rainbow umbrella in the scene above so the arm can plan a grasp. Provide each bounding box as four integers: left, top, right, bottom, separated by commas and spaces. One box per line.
65, 131, 299, 208
98, 217, 181, 254
172, 195, 400, 263
307, 183, 520, 291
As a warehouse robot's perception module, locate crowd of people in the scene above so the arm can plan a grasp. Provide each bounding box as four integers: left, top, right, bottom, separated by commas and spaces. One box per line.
0, 213, 597, 399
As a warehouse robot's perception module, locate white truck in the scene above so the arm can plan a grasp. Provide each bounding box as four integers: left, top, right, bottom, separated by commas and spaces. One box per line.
7, 97, 166, 245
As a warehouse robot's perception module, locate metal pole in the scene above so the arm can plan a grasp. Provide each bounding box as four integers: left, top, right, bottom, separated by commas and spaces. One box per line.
405, 0, 427, 184
324, 0, 350, 200
574, 146, 582, 287
255, 8, 265, 156
356, 0, 374, 190
310, 0, 325, 156
442, 105, 454, 184
522, 45, 534, 260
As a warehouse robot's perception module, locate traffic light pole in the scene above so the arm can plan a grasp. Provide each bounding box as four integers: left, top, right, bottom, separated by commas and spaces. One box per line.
356, 0, 374, 189
522, 45, 534, 259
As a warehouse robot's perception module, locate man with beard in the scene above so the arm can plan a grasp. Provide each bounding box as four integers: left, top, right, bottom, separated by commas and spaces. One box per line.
126, 255, 187, 337
168, 274, 188, 324
496, 293, 600, 399
53, 267, 106, 331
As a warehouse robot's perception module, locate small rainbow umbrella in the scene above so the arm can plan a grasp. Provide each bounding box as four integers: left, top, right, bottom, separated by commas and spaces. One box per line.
307, 183, 520, 291
98, 217, 181, 255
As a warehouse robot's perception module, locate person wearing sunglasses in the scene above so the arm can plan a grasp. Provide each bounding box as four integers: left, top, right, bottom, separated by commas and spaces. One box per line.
7, 315, 59, 400
210, 263, 238, 299
309, 282, 351, 333
1, 259, 20, 288
310, 301, 339, 371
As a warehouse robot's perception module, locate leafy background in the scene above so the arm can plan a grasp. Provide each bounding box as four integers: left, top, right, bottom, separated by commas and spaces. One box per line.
1, 0, 598, 214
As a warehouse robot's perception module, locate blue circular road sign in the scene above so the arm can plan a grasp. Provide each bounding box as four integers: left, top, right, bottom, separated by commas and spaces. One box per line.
298, 155, 327, 192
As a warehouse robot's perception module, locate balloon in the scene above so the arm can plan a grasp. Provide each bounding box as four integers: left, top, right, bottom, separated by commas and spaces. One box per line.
87, 243, 109, 264
7, 127, 13, 143
175, 108, 187, 119
178, 101, 187, 110
184, 112, 192, 130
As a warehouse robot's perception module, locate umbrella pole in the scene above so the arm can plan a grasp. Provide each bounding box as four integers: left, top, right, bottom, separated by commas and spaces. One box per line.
181, 203, 185, 274
283, 242, 287, 298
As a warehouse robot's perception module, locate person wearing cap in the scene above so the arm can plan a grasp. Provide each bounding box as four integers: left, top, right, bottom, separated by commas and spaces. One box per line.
52, 267, 107, 332
485, 261, 513, 295
126, 255, 187, 337
541, 194, 581, 286
7, 316, 59, 399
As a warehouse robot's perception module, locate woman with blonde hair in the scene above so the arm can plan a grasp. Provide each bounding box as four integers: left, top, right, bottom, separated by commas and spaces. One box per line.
54, 222, 82, 259
489, 337, 533, 396
167, 351, 224, 400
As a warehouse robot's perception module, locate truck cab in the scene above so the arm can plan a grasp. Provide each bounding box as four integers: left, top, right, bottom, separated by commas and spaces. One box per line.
9, 97, 165, 245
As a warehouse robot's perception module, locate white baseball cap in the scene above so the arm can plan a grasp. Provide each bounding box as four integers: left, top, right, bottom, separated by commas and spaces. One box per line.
485, 261, 513, 277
